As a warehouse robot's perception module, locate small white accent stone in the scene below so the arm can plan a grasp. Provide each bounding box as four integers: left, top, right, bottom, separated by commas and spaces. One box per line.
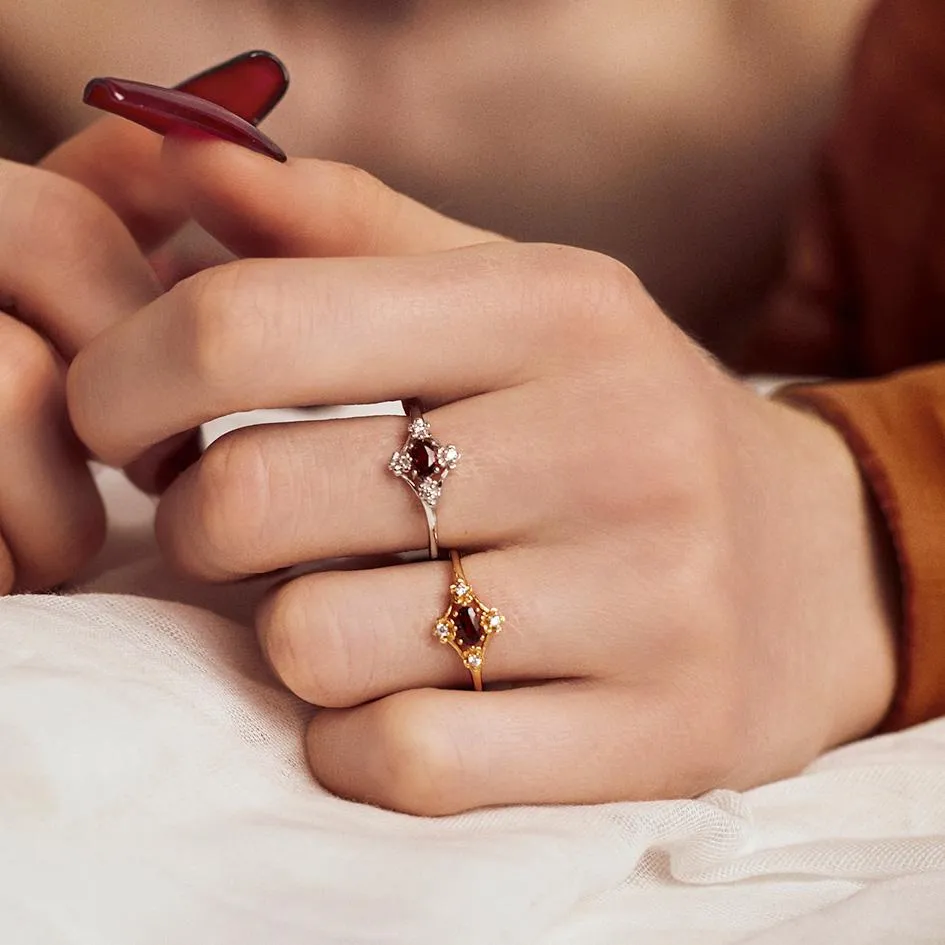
465, 653, 483, 669
487, 613, 503, 631
435, 621, 451, 641
409, 419, 430, 437
389, 452, 411, 475
439, 445, 460, 467
452, 581, 470, 600
418, 480, 441, 505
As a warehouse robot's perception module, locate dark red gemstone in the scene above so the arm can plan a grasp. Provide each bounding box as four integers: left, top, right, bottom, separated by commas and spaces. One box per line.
454, 606, 482, 647
408, 438, 439, 478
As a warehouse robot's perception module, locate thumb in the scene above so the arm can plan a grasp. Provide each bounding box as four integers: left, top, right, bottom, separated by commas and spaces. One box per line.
160, 133, 505, 260
40, 51, 288, 254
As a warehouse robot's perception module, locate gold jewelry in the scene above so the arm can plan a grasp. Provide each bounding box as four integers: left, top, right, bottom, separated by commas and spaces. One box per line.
389, 400, 460, 559
432, 550, 504, 691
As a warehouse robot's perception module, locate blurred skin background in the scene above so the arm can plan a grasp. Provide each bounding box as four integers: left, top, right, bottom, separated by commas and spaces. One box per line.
0, 0, 873, 354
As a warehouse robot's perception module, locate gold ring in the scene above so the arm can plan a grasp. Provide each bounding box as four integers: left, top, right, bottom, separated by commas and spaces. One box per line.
432, 550, 504, 691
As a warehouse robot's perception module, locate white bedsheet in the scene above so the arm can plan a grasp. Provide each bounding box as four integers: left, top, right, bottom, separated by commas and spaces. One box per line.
1, 407, 944, 945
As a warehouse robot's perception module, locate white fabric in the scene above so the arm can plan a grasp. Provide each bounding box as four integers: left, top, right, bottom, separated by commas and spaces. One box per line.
1, 407, 944, 944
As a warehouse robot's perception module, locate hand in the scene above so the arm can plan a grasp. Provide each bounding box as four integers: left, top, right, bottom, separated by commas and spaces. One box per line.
0, 138, 164, 592
0, 53, 282, 594
740, 0, 945, 376
69, 138, 898, 814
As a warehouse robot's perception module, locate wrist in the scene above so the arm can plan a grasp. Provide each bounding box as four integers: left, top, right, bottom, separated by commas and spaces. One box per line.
773, 395, 900, 744
727, 384, 900, 752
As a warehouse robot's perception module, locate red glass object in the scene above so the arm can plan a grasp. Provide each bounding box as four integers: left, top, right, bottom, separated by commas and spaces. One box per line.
174, 50, 288, 125
83, 50, 289, 162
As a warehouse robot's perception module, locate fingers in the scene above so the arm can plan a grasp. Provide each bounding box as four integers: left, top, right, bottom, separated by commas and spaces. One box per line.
13, 52, 292, 356
161, 136, 501, 259
70, 243, 636, 466
0, 315, 104, 591
0, 160, 162, 359
255, 547, 626, 709
40, 119, 187, 255
41, 51, 290, 253
0, 159, 203, 494
305, 684, 711, 815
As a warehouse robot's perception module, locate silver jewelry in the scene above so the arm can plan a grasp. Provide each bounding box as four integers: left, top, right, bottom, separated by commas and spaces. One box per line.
389, 400, 460, 559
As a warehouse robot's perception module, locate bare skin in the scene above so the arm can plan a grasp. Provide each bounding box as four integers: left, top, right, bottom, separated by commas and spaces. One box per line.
63, 136, 898, 814
0, 3, 901, 811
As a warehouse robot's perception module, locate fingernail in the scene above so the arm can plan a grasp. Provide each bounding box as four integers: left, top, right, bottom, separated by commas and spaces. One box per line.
83, 77, 287, 162
175, 50, 290, 126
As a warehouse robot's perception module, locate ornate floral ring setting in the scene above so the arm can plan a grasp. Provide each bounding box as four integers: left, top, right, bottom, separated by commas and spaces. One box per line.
433, 550, 505, 691
389, 400, 460, 559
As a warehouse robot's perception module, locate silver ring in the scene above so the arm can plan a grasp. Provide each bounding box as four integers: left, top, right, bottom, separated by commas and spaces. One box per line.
389, 400, 460, 559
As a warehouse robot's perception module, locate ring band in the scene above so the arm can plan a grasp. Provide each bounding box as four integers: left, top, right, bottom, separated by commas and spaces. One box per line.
433, 550, 504, 691
389, 399, 460, 559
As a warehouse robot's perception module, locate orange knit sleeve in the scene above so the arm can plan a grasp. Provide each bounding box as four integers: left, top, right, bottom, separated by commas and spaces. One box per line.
785, 364, 945, 731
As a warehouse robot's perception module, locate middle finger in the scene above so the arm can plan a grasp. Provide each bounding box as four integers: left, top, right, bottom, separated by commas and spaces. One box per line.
68, 242, 628, 467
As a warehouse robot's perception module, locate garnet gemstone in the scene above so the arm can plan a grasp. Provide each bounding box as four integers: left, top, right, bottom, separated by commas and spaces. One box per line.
454, 606, 483, 647
408, 438, 439, 478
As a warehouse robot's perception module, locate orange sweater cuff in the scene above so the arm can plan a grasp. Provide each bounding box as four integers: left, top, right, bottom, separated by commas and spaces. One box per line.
784, 365, 945, 732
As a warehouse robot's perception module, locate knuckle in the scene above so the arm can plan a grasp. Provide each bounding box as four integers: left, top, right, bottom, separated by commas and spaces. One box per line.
259, 577, 356, 707
372, 695, 464, 816
581, 247, 645, 299
186, 430, 273, 573
571, 251, 646, 342
512, 245, 646, 359
0, 322, 60, 424
178, 263, 270, 394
